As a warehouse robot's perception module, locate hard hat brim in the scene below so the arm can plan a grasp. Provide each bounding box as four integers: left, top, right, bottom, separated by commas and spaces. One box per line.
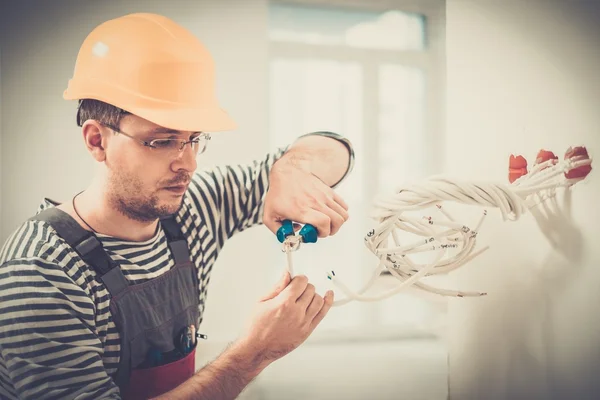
64, 87, 237, 133
127, 104, 238, 133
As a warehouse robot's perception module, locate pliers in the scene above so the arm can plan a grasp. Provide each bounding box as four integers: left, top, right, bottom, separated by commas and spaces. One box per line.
276, 219, 319, 253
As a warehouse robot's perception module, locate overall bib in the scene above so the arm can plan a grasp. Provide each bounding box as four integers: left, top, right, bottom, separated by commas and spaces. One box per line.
32, 205, 200, 400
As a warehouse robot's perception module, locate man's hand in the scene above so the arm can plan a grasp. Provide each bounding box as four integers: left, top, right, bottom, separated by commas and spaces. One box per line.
238, 271, 334, 363
264, 149, 350, 238
155, 272, 333, 400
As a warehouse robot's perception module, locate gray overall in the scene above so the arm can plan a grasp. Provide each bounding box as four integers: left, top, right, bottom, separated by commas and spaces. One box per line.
31, 203, 200, 399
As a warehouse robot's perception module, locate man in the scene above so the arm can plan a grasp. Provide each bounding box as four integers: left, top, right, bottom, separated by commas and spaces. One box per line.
0, 12, 354, 400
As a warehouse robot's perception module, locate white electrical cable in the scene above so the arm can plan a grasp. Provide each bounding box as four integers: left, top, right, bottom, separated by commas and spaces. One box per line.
326, 153, 592, 306
282, 148, 592, 307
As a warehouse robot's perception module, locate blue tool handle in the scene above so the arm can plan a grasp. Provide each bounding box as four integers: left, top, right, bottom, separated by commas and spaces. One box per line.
299, 223, 318, 243
276, 219, 294, 243
276, 219, 319, 244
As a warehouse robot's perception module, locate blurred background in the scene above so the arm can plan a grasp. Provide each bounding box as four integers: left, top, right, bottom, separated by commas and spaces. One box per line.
1, 0, 599, 399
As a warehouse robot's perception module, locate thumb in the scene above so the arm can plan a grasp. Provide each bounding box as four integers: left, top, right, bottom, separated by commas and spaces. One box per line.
259, 270, 291, 302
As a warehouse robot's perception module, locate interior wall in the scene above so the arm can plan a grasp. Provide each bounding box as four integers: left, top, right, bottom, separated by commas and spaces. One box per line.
445, 1, 600, 399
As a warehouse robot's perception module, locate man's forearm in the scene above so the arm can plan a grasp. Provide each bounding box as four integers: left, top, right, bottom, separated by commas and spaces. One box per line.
285, 133, 353, 188
155, 340, 270, 400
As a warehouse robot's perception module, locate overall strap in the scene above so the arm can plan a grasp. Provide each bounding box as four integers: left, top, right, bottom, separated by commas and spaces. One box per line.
30, 208, 129, 297
160, 214, 191, 266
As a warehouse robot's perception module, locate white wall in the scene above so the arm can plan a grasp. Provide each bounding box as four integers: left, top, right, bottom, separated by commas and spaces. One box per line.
445, 1, 600, 399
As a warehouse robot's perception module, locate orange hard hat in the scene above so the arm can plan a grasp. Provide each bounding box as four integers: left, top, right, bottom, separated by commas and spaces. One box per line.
64, 13, 236, 132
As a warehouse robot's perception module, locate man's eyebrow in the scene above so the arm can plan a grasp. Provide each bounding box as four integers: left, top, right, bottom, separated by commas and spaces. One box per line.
148, 127, 202, 135
149, 127, 182, 135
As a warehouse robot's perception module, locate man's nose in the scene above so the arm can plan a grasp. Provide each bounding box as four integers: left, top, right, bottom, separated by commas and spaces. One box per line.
171, 142, 197, 173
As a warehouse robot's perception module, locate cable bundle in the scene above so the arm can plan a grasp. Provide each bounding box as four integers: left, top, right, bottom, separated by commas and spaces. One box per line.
327, 146, 593, 306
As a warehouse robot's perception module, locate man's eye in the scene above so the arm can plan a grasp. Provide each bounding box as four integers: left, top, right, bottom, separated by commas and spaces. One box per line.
152, 139, 178, 149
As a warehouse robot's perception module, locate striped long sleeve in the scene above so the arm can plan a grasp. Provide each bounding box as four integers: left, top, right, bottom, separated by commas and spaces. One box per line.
0, 224, 120, 400
187, 148, 287, 250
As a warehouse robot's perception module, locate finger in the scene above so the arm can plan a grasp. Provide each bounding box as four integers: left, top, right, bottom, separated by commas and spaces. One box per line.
262, 211, 279, 235
305, 293, 325, 320
280, 275, 309, 300
326, 194, 350, 222
316, 204, 346, 236
332, 191, 349, 211
310, 290, 334, 330
300, 209, 331, 237
296, 283, 316, 309
260, 270, 291, 302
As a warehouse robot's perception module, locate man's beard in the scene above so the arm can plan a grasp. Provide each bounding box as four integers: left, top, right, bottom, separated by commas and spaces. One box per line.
114, 194, 180, 223
108, 171, 185, 223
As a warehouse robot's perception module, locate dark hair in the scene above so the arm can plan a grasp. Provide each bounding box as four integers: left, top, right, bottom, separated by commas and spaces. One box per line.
76, 99, 130, 127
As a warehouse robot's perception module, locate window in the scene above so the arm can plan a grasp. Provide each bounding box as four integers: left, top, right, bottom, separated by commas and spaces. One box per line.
269, 5, 425, 50
269, 0, 447, 340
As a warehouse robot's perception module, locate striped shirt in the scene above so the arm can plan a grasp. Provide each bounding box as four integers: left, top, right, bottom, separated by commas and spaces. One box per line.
0, 148, 286, 400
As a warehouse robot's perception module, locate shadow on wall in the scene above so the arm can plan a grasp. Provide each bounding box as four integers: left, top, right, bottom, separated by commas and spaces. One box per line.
448, 186, 600, 400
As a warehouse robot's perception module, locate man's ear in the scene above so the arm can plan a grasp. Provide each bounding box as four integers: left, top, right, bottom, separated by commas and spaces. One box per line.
82, 120, 107, 162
